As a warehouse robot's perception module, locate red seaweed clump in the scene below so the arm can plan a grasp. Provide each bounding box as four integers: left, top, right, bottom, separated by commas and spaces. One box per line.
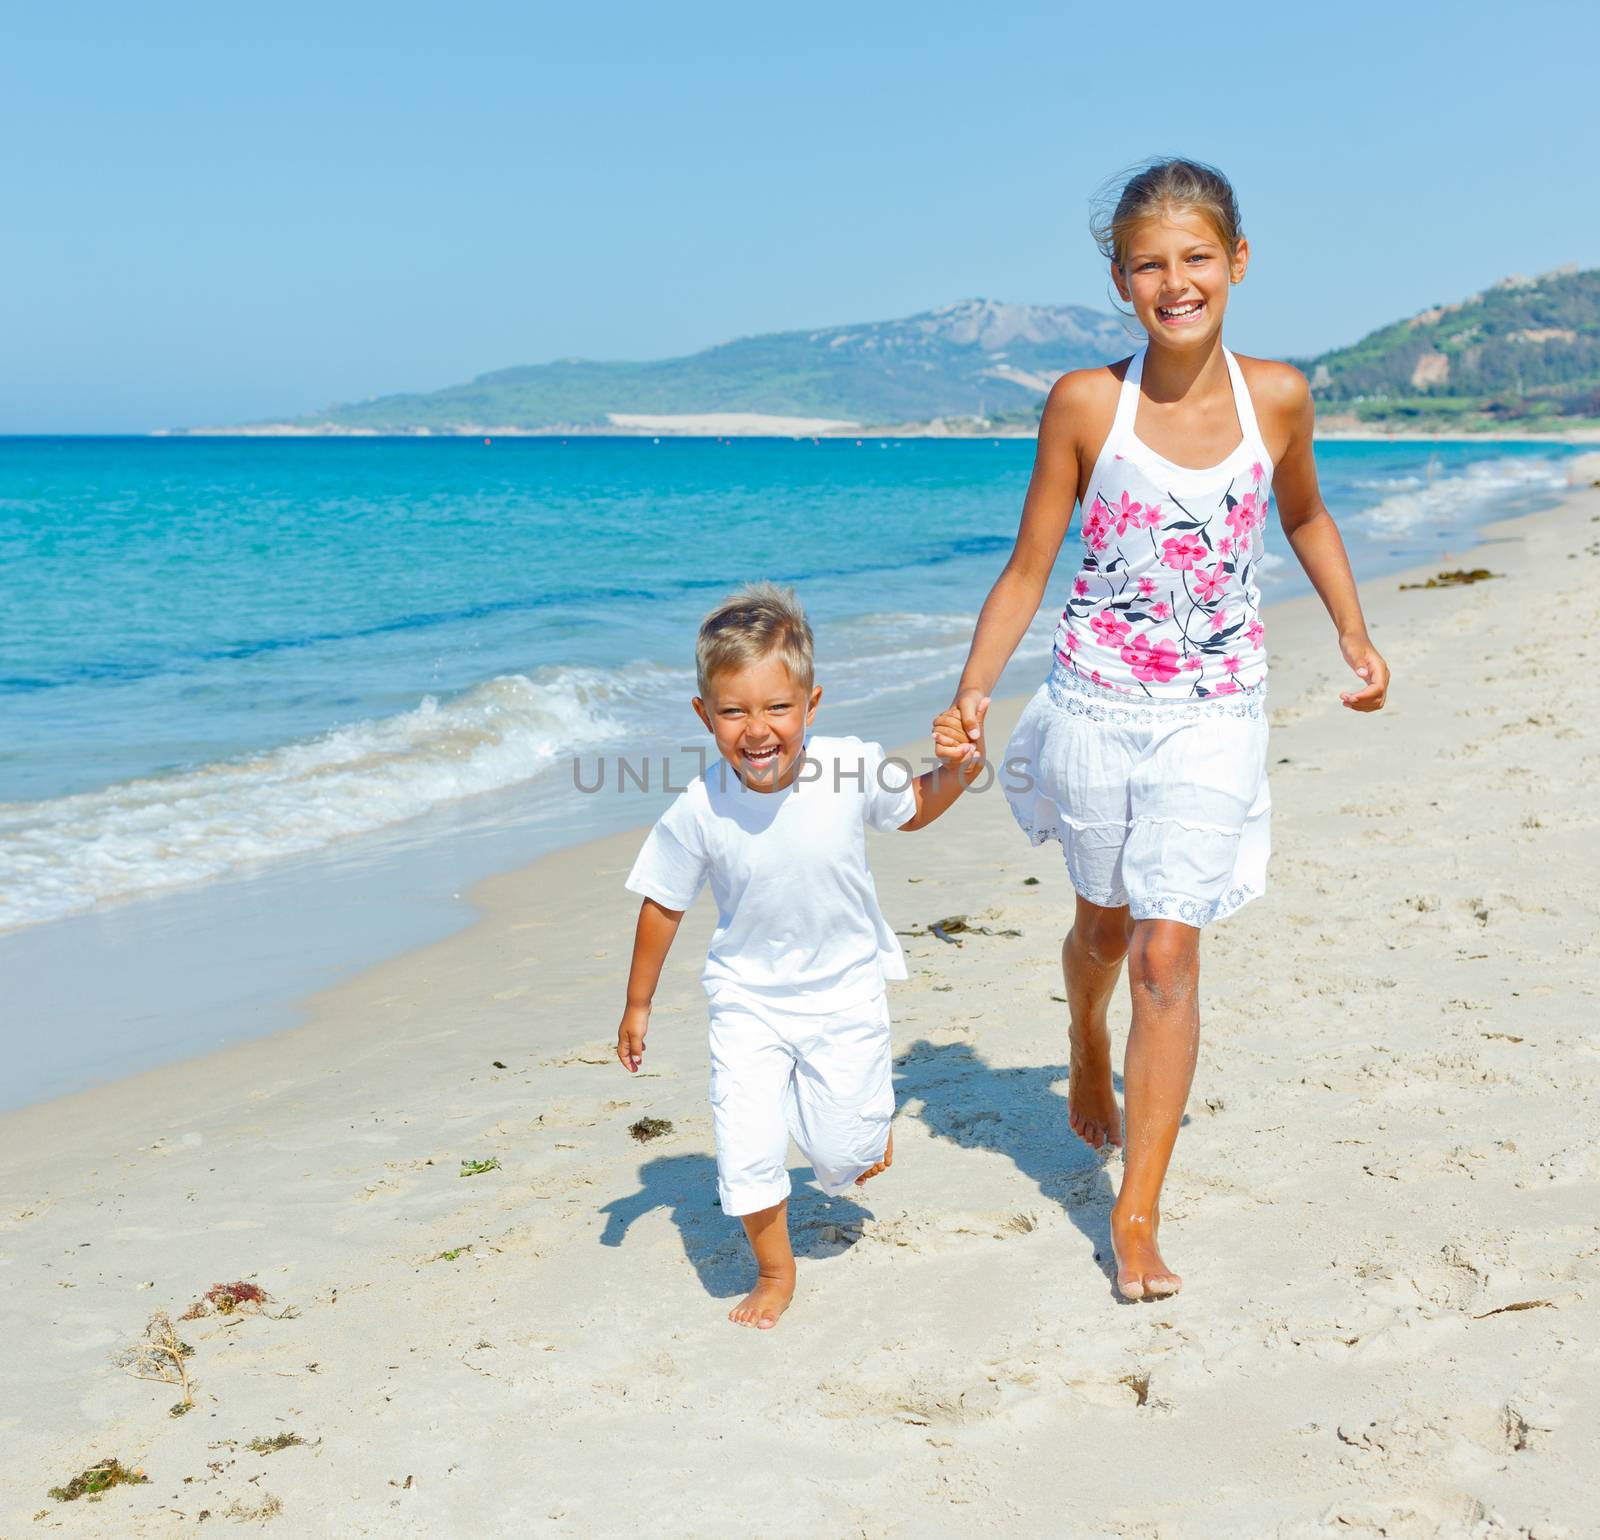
181, 1280, 272, 1320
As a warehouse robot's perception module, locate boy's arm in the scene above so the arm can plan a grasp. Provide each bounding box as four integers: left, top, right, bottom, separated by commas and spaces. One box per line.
898, 702, 989, 832
617, 897, 685, 1072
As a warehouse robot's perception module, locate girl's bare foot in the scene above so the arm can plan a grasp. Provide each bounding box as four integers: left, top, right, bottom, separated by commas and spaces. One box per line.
1110, 1205, 1181, 1300
855, 1127, 894, 1184
728, 1265, 796, 1329
1068, 1015, 1123, 1151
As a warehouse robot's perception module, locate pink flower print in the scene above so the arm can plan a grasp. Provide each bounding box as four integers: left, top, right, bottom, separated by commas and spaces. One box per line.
1137, 577, 1158, 597
1212, 678, 1240, 695
1112, 490, 1143, 535
1225, 493, 1257, 539
1160, 535, 1206, 571
1074, 575, 1091, 597
1251, 461, 1264, 484
1083, 507, 1110, 549
1139, 502, 1164, 529
1090, 670, 1102, 685
1061, 629, 1079, 652
1149, 600, 1171, 620
1183, 654, 1202, 672
1089, 611, 1131, 648
1223, 654, 1242, 674
1218, 537, 1234, 556
1192, 563, 1228, 604
1122, 634, 1181, 684
1246, 619, 1265, 650
1210, 607, 1229, 633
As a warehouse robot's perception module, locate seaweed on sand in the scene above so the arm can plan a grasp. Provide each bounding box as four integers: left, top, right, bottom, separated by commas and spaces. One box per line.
49, 1457, 150, 1502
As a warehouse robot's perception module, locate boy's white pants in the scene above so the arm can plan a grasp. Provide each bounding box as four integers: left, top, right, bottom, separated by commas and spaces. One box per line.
707, 990, 893, 1217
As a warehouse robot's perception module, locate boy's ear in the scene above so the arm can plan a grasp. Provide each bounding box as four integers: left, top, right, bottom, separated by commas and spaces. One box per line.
691, 696, 712, 733
806, 684, 823, 723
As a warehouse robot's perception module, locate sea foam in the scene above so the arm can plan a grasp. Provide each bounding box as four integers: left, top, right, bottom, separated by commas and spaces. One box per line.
1350, 455, 1569, 536
0, 667, 641, 931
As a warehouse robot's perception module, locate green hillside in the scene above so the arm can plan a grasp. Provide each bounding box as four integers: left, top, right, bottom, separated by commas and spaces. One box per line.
202, 268, 1599, 435
1303, 264, 1600, 429
269, 300, 1133, 433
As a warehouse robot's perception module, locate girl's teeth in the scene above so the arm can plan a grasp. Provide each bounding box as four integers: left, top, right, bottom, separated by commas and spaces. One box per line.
1160, 302, 1201, 317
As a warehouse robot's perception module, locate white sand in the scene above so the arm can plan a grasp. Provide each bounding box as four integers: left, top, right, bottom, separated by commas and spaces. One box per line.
3, 466, 1598, 1536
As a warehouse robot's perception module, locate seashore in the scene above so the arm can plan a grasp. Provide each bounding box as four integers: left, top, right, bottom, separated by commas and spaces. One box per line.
2, 464, 1597, 1536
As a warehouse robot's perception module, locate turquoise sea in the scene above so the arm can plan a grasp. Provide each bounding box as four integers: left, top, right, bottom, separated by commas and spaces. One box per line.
0, 435, 1580, 1105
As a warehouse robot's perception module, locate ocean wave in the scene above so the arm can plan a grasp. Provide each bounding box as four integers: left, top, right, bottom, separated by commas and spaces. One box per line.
0, 666, 649, 931
1348, 456, 1568, 536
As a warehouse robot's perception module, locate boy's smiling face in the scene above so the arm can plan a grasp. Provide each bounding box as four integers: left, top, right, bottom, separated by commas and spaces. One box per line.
693, 653, 821, 792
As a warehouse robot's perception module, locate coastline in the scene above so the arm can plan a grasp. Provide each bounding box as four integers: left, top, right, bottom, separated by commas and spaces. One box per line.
152, 422, 1600, 444
3, 466, 1597, 1533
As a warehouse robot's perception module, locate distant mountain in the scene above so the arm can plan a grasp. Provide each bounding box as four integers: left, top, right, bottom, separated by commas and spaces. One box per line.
258, 300, 1136, 433
191, 267, 1600, 437
1303, 264, 1600, 427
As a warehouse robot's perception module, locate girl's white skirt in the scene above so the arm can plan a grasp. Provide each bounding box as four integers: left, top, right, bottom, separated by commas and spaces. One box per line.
1002, 661, 1270, 928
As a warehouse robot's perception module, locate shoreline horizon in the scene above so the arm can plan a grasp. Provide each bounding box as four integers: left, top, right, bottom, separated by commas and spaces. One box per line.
143, 425, 1600, 444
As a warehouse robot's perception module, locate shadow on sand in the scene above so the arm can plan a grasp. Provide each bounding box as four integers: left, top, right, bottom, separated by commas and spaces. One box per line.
893, 1038, 1141, 1293
599, 1153, 873, 1299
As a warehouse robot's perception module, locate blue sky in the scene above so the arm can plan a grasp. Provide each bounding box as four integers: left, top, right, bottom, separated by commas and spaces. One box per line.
3, 0, 1595, 432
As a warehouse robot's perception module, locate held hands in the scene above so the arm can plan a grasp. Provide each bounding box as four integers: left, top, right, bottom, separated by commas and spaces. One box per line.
616, 1003, 649, 1073
1338, 632, 1390, 712
934, 691, 990, 780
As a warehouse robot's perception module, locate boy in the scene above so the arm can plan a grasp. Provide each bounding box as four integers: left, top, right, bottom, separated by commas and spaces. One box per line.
616, 582, 988, 1329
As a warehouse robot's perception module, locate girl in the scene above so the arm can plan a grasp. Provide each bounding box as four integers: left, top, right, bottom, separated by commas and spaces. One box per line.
941, 159, 1389, 1300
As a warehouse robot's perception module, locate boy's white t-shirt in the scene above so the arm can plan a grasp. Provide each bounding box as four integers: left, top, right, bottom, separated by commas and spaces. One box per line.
625, 735, 918, 1014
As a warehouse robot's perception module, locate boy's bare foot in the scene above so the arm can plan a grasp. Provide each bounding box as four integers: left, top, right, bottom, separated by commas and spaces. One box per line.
1068, 1015, 1123, 1151
855, 1127, 894, 1184
728, 1266, 796, 1329
1110, 1206, 1181, 1300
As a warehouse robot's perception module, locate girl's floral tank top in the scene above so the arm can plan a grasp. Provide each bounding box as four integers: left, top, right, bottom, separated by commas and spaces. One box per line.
1053, 346, 1272, 699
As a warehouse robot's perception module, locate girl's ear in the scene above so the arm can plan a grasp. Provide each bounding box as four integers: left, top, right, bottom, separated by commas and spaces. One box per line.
1230, 237, 1250, 285
1110, 258, 1131, 303
805, 685, 823, 723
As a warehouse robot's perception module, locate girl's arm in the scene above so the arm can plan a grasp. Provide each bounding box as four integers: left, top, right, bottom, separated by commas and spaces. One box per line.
1268, 370, 1390, 712
950, 375, 1085, 739
616, 898, 685, 1072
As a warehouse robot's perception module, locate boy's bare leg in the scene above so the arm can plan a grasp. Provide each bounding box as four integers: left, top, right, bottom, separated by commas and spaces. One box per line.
730, 1199, 796, 1329
855, 1126, 894, 1184
1063, 896, 1131, 1151
1111, 918, 1200, 1299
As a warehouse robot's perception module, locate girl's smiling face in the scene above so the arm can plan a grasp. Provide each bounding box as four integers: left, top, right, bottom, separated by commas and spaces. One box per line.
1113, 207, 1249, 350
693, 653, 821, 792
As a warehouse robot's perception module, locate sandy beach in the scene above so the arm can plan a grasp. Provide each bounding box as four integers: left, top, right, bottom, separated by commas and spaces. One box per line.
3, 463, 1598, 1537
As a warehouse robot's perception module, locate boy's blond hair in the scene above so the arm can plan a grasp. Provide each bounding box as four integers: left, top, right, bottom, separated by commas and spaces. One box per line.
696, 583, 814, 698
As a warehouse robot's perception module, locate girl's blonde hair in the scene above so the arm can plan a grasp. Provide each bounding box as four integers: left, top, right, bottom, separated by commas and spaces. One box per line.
695, 582, 815, 698
1091, 158, 1243, 273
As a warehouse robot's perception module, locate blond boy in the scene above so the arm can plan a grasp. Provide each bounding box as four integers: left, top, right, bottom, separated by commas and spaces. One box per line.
616, 583, 987, 1328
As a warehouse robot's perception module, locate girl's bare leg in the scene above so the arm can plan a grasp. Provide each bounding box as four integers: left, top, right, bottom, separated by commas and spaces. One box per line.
1062, 896, 1133, 1150
729, 1199, 796, 1329
1112, 918, 1201, 1299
